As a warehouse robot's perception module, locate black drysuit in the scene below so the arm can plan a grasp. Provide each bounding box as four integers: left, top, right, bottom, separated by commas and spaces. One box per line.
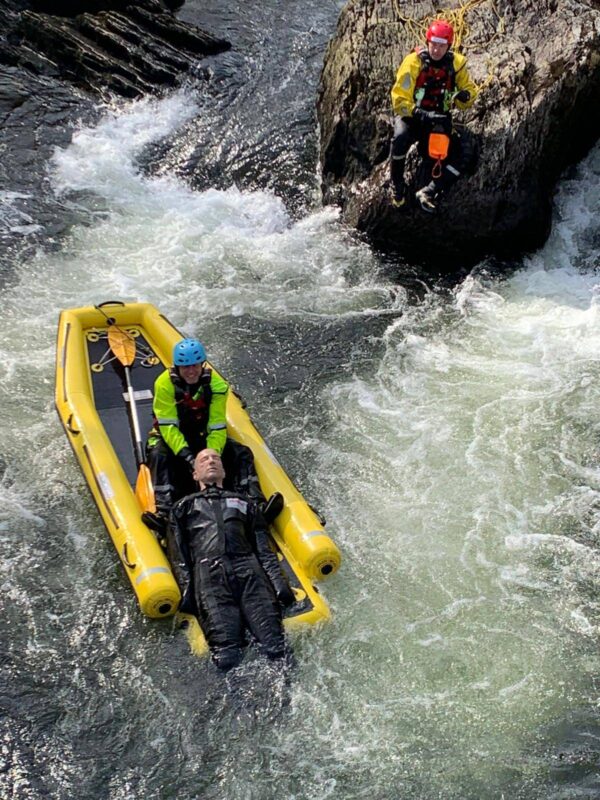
167, 485, 291, 671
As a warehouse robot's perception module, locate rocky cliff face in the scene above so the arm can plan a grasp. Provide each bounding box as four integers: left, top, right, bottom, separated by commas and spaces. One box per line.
1, 0, 230, 98
317, 0, 600, 273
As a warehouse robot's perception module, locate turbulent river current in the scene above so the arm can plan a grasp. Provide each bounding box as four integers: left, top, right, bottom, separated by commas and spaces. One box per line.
1, 1, 600, 798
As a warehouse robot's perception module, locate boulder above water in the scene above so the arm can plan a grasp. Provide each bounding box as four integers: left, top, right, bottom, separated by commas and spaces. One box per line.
317, 0, 600, 273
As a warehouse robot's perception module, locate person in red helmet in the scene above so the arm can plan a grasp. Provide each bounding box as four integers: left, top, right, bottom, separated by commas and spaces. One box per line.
390, 19, 478, 213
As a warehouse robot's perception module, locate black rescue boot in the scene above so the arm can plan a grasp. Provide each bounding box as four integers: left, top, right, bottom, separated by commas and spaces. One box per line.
390, 182, 408, 209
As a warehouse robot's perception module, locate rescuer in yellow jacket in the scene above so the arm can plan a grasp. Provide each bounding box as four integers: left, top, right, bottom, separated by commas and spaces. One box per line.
390, 19, 478, 212
145, 338, 261, 527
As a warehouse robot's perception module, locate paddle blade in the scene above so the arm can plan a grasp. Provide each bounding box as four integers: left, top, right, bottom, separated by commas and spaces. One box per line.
107, 325, 136, 367
135, 464, 156, 513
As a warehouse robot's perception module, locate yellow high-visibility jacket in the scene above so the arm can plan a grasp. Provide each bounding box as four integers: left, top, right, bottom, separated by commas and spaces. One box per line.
391, 48, 477, 118
151, 368, 228, 456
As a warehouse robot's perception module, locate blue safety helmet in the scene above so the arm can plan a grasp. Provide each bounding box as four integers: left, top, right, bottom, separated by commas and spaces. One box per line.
173, 338, 206, 366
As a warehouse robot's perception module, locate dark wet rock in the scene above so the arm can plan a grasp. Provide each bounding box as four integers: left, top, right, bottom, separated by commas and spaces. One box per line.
28, 0, 184, 12
0, 63, 93, 279
2, 0, 230, 98
317, 0, 600, 273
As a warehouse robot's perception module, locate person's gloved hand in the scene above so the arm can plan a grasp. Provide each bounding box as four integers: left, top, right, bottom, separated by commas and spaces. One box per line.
413, 106, 430, 121
179, 447, 196, 473
276, 585, 296, 608
454, 90, 470, 103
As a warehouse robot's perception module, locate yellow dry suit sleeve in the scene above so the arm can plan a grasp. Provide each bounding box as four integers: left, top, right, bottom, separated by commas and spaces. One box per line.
206, 372, 229, 454
391, 52, 421, 118
452, 53, 478, 109
152, 370, 188, 455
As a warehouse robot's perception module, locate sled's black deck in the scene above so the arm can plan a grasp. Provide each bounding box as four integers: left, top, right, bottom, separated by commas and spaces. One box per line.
87, 331, 161, 486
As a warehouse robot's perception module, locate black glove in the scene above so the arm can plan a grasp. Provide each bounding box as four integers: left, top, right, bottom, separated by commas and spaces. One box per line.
276, 584, 296, 608
413, 107, 429, 121
454, 90, 470, 104
179, 447, 196, 473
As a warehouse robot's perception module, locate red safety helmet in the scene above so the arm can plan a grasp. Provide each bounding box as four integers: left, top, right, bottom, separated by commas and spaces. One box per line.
426, 20, 454, 45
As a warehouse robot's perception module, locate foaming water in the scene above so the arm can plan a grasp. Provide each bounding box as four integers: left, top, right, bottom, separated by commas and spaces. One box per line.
1, 88, 600, 799
45, 91, 395, 328
316, 145, 600, 797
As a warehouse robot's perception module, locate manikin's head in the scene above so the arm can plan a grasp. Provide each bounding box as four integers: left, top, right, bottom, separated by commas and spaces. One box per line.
194, 448, 226, 489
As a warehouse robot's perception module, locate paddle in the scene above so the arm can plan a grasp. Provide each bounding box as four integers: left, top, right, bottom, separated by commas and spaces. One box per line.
106, 324, 156, 513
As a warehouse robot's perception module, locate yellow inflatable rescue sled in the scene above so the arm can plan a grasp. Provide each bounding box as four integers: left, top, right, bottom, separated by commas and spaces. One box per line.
55, 301, 340, 655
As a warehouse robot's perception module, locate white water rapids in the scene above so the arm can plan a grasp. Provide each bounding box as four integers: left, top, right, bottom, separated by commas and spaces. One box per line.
1, 91, 600, 800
